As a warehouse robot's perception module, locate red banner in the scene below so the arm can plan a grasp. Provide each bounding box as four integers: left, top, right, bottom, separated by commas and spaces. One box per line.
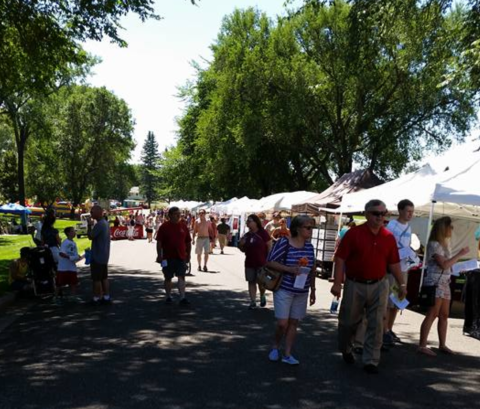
110, 225, 145, 240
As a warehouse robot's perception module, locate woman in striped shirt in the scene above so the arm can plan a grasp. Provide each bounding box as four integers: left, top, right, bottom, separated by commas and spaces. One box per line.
266, 215, 316, 365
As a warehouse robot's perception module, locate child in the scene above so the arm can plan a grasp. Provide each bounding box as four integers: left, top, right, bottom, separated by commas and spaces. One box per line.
9, 247, 32, 293
56, 226, 83, 303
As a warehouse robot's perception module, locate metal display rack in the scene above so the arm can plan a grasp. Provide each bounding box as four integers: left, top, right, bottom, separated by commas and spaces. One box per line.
311, 214, 339, 278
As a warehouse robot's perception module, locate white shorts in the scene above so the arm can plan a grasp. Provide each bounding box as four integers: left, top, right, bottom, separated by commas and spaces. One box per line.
195, 237, 210, 255
273, 288, 309, 320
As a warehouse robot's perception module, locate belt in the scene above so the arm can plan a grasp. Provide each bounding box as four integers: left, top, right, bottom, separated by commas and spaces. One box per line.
347, 277, 383, 285
197, 236, 209, 239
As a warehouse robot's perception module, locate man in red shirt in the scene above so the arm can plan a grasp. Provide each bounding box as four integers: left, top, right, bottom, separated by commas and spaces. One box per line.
331, 199, 406, 374
156, 207, 192, 305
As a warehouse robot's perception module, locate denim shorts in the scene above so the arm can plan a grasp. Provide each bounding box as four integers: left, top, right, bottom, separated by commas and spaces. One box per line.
273, 288, 309, 320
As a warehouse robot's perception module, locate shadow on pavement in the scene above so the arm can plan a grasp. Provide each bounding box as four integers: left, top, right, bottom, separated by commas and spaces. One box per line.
0, 265, 478, 409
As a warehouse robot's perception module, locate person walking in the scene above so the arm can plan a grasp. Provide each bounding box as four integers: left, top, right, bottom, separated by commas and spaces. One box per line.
271, 218, 291, 242
418, 216, 469, 356
331, 199, 406, 374
41, 210, 61, 268
267, 215, 316, 365
156, 207, 192, 305
87, 205, 111, 305
192, 210, 210, 271
265, 212, 282, 238
216, 218, 231, 255
239, 214, 272, 310
209, 216, 217, 254
146, 217, 154, 243
128, 214, 135, 241
384, 199, 415, 345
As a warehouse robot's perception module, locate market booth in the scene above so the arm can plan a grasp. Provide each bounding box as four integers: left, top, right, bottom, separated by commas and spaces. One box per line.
290, 170, 382, 278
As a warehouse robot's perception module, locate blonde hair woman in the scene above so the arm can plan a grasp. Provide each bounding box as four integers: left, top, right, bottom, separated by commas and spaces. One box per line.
418, 217, 469, 356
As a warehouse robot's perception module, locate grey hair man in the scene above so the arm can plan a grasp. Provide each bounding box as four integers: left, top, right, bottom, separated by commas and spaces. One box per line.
331, 199, 406, 374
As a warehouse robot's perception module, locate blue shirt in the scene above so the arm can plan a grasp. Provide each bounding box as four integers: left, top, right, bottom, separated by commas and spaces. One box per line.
267, 237, 315, 294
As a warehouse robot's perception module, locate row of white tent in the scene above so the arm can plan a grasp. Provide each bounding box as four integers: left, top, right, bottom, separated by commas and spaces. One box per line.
170, 138, 480, 227
171, 191, 320, 215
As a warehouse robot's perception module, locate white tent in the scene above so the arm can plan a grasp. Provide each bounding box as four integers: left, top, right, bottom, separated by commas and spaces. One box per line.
169, 200, 202, 210
209, 197, 238, 214
252, 191, 318, 213
432, 159, 480, 217
226, 197, 260, 215
338, 164, 438, 214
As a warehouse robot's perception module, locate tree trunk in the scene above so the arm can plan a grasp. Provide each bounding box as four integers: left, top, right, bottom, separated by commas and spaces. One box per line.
15, 126, 28, 208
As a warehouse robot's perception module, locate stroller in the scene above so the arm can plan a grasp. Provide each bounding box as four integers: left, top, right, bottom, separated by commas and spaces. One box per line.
28, 247, 56, 296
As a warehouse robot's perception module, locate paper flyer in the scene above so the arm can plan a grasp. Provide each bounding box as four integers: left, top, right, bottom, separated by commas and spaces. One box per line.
293, 267, 310, 289
389, 293, 409, 310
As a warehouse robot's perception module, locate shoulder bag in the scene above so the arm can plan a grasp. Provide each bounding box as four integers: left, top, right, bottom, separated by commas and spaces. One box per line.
257, 240, 290, 292
418, 269, 444, 307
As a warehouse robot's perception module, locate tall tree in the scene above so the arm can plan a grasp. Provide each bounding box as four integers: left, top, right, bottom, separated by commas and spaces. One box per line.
141, 131, 160, 207
168, 1, 478, 200
51, 86, 135, 217
0, 0, 198, 207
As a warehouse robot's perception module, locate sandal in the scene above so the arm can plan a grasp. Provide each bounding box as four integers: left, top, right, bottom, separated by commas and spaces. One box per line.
417, 346, 437, 357
439, 346, 456, 355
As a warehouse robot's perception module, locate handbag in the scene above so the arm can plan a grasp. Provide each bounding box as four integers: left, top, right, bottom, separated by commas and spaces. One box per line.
418, 269, 444, 307
257, 240, 290, 292
257, 266, 284, 292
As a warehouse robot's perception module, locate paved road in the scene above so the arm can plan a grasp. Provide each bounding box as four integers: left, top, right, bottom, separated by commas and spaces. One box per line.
0, 240, 479, 409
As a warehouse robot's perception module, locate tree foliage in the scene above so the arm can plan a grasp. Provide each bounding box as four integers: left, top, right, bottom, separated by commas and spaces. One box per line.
160, 1, 479, 200
141, 131, 160, 206
51, 85, 135, 213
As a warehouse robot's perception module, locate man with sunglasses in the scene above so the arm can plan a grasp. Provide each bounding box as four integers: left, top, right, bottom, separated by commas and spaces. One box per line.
331, 199, 406, 374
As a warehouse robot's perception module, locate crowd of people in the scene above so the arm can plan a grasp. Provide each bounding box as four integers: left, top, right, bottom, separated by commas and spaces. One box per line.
8, 198, 472, 374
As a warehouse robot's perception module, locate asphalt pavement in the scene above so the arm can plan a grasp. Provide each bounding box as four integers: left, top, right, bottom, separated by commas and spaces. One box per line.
0, 239, 479, 409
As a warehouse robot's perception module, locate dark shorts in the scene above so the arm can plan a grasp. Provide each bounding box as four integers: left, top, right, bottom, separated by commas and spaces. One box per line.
56, 271, 79, 287
163, 259, 187, 280
10, 280, 30, 292
91, 262, 108, 281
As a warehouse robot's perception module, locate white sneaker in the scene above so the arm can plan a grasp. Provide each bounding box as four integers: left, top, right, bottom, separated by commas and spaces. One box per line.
268, 348, 280, 362
282, 355, 300, 365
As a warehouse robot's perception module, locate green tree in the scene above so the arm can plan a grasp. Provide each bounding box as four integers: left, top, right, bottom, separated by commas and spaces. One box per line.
141, 131, 160, 207
52, 86, 135, 217
0, 0, 198, 207
169, 1, 478, 200
0, 150, 19, 203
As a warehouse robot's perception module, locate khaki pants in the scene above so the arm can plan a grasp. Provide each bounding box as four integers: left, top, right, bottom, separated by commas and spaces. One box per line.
338, 278, 389, 366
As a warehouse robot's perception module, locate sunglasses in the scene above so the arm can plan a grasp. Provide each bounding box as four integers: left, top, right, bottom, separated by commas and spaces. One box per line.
302, 226, 313, 230
369, 211, 388, 217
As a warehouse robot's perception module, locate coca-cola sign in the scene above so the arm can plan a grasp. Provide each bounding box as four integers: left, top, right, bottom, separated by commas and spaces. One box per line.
110, 226, 144, 240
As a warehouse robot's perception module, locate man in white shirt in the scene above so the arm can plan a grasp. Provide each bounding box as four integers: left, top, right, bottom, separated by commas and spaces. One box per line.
385, 199, 415, 345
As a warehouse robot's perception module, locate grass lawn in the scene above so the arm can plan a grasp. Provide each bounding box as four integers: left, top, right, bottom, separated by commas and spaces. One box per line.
0, 219, 92, 296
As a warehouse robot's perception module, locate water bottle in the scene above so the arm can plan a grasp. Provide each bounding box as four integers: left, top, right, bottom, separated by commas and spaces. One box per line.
84, 248, 91, 265
330, 296, 339, 313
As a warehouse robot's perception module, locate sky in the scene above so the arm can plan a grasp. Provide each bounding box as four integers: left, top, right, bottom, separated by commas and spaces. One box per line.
83, 0, 302, 163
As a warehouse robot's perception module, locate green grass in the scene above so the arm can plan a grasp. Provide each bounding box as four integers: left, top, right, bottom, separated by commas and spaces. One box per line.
0, 219, 92, 296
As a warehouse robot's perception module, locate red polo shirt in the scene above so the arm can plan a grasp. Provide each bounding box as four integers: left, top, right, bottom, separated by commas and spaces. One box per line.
157, 221, 192, 260
335, 223, 399, 280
